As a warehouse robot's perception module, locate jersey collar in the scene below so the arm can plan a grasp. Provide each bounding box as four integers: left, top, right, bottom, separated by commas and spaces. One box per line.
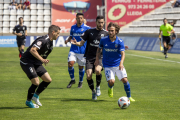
76, 23, 84, 28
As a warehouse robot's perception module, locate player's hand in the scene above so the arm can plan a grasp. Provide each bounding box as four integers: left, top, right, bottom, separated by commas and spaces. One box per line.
71, 38, 77, 45
41, 59, 49, 66
17, 33, 22, 36
167, 31, 170, 34
159, 38, 161, 41
119, 64, 124, 71
65, 40, 69, 44
94, 59, 99, 66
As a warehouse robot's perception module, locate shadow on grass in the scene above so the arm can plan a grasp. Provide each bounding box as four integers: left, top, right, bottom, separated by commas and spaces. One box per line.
47, 87, 64, 89
61, 98, 107, 102
0, 107, 28, 109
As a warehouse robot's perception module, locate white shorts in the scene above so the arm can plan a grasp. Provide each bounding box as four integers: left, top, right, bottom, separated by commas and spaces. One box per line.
104, 66, 127, 81
68, 52, 86, 66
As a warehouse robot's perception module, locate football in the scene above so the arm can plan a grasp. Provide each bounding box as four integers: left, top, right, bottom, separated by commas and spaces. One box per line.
118, 96, 130, 109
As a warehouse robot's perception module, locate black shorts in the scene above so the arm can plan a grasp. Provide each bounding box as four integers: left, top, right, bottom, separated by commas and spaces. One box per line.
162, 36, 171, 45
86, 58, 103, 73
20, 62, 47, 80
17, 38, 26, 47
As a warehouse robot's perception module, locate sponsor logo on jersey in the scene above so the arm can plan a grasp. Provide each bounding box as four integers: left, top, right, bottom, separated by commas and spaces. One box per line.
73, 33, 83, 36
90, 33, 94, 36
104, 49, 118, 52
29, 67, 33, 73
64, 1, 90, 15
93, 40, 99, 44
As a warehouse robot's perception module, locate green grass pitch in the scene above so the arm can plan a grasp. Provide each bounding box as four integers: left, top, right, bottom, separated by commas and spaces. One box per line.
0, 47, 180, 120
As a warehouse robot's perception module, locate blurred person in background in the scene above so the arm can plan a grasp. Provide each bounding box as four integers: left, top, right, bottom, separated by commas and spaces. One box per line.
168, 21, 177, 50
18, 0, 24, 10
23, 0, 31, 10
171, 0, 180, 7
8, 0, 18, 10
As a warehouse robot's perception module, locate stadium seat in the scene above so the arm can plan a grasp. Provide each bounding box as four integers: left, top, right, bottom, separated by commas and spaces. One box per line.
30, 22, 37, 27
31, 0, 37, 4
26, 27, 30, 33
37, 4, 43, 9
0, 22, 2, 26
0, 16, 2, 21
3, 22, 10, 27
24, 21, 30, 27
0, 27, 2, 33
30, 27, 36, 33
44, 4, 50, 9
24, 16, 30, 21
44, 27, 48, 33
37, 15, 43, 21
37, 22, 43, 27
44, 22, 50, 27
10, 22, 16, 27
3, 10, 10, 15
4, 0, 10, 3
10, 16, 16, 21
17, 10, 23, 15
44, 10, 50, 15
3, 4, 9, 9
31, 4, 37, 10
44, 16, 51, 21
3, 27, 9, 33
3, 15, 9, 21
31, 16, 37, 21
0, 10, 2, 15
0, 0, 3, 3
0, 4, 3, 9
10, 27, 14, 33
37, 28, 44, 33
10, 10, 17, 15
37, 10, 43, 15
37, 0, 44, 4
44, 0, 51, 3
31, 10, 37, 15
24, 10, 30, 15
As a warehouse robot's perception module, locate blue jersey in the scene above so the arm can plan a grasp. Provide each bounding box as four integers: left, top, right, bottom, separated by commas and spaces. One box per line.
99, 36, 125, 67
70, 23, 90, 54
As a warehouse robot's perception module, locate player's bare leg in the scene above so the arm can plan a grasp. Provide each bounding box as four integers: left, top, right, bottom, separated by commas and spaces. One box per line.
26, 77, 40, 108
121, 77, 135, 102
86, 69, 97, 100
67, 61, 75, 88
95, 65, 102, 96
32, 72, 52, 106
78, 65, 84, 88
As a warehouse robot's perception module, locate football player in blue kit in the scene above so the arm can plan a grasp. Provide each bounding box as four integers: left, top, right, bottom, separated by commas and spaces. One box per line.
65, 13, 91, 88
95, 22, 135, 101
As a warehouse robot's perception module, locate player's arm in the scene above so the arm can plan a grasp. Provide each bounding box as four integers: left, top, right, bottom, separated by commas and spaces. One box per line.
65, 36, 72, 44
159, 30, 162, 41
71, 38, 86, 46
30, 46, 49, 66
12, 28, 22, 36
119, 51, 125, 71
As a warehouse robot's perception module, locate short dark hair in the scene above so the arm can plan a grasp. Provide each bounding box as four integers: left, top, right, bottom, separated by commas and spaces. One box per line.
107, 22, 120, 34
96, 15, 104, 22
163, 18, 167, 21
48, 25, 61, 33
19, 17, 23, 20
76, 13, 84, 17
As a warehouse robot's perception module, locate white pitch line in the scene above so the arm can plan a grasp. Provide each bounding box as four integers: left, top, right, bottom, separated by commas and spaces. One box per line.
126, 53, 180, 64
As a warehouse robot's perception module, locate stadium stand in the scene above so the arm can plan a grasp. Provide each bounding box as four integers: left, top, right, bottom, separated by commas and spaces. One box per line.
122, 2, 180, 34
0, 0, 51, 34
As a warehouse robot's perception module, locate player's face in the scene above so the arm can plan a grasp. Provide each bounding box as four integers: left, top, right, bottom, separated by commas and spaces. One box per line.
76, 15, 84, 25
108, 26, 116, 38
19, 18, 23, 24
163, 19, 167, 24
96, 19, 104, 30
52, 30, 60, 40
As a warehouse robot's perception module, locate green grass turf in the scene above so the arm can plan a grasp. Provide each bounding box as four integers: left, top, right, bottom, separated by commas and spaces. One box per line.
0, 47, 180, 120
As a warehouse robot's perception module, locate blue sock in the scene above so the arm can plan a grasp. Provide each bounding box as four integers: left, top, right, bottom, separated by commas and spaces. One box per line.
79, 68, 85, 82
68, 67, 75, 80
108, 83, 114, 88
124, 81, 131, 97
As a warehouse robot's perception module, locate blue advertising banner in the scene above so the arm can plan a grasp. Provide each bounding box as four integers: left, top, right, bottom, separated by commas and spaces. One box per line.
0, 36, 17, 47
135, 37, 157, 51
169, 38, 180, 54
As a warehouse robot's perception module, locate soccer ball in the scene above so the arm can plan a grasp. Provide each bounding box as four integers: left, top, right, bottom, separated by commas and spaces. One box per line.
118, 96, 130, 109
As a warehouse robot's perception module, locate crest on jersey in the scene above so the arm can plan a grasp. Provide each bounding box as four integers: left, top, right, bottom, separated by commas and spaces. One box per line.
115, 44, 118, 48
101, 34, 104, 37
23, 27, 25, 30
29, 67, 33, 73
81, 28, 84, 31
64, 1, 90, 15
37, 41, 42, 46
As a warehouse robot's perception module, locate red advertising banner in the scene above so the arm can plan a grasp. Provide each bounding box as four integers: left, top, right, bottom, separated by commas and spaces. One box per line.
52, 0, 102, 33
106, 0, 168, 27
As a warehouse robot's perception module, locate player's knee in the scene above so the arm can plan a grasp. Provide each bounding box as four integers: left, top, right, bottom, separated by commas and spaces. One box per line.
87, 74, 92, 80
121, 77, 128, 83
108, 80, 115, 86
33, 81, 40, 86
68, 62, 74, 68
95, 70, 101, 75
